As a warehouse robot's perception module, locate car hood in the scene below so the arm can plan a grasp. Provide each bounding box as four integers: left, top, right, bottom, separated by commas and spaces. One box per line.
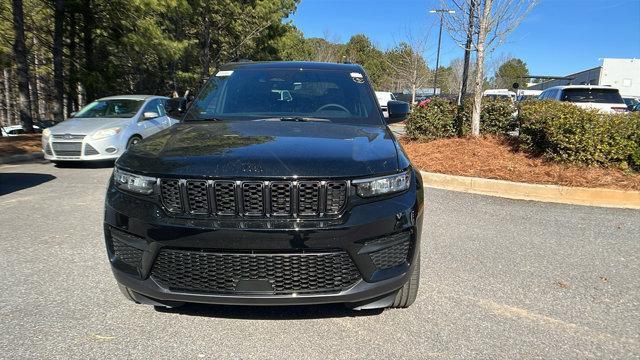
49, 117, 132, 135
117, 121, 400, 178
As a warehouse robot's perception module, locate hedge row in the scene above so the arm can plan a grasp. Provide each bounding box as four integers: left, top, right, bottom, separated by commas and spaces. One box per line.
405, 97, 514, 141
519, 100, 640, 170
405, 97, 640, 171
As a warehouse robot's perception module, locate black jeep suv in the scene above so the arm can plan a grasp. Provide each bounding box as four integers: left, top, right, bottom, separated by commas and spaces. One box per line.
104, 61, 423, 310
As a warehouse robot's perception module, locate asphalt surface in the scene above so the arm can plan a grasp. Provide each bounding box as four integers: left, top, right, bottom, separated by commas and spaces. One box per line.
0, 162, 638, 359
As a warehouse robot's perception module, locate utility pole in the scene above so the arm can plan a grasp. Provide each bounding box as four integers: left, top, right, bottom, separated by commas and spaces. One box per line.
458, 0, 475, 106
430, 9, 455, 97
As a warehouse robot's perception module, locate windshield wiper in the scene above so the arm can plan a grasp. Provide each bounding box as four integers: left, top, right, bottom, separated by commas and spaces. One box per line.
184, 117, 224, 122
253, 116, 331, 123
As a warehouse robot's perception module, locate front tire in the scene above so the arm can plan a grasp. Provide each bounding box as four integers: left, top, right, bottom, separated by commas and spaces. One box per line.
126, 135, 142, 149
390, 252, 420, 308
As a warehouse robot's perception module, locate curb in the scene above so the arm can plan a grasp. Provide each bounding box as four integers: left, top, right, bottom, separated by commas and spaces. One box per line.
420, 171, 640, 210
0, 152, 45, 165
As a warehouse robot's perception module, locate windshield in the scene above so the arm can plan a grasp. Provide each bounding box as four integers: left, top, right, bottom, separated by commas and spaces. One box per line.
184, 68, 381, 124
74, 99, 144, 118
561, 88, 624, 104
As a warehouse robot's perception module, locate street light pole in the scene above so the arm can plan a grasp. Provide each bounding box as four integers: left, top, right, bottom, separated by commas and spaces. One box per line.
430, 9, 454, 97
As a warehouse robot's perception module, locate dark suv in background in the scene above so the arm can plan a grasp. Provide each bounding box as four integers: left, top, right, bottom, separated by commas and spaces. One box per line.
104, 61, 423, 310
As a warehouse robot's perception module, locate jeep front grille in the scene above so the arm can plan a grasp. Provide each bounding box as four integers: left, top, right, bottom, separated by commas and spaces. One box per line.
159, 179, 349, 218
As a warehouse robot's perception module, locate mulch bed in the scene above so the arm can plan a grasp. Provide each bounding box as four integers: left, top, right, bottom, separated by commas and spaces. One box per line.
400, 136, 640, 191
0, 134, 43, 156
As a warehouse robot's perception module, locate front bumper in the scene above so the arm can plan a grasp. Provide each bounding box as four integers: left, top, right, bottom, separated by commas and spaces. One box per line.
42, 134, 124, 161
104, 174, 424, 306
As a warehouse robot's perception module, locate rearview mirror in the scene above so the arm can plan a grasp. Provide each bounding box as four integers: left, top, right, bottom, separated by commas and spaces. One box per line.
166, 98, 188, 119
386, 101, 410, 124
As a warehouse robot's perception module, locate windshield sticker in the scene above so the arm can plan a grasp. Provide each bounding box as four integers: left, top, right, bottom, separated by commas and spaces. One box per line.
350, 72, 364, 83
215, 70, 234, 77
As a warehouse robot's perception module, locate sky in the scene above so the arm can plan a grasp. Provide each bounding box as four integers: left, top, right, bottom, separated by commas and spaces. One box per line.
289, 0, 640, 76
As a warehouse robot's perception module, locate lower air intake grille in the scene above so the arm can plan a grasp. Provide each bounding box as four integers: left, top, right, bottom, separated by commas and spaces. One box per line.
369, 240, 411, 270
52, 142, 82, 157
111, 238, 143, 268
84, 144, 99, 155
150, 249, 362, 295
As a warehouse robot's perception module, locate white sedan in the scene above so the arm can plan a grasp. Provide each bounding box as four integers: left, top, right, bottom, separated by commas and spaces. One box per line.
42, 95, 178, 162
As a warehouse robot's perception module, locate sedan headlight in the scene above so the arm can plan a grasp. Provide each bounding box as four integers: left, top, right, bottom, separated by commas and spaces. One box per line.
354, 170, 411, 197
92, 127, 122, 140
42, 128, 51, 137
113, 168, 156, 195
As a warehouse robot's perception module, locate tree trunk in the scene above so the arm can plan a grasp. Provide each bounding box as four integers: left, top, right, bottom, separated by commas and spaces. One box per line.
458, 0, 475, 106
201, 14, 212, 81
52, 0, 65, 122
29, 81, 39, 123
33, 37, 47, 121
82, 0, 96, 101
3, 68, 11, 125
471, 0, 492, 137
0, 69, 3, 133
67, 13, 79, 117
11, 0, 34, 133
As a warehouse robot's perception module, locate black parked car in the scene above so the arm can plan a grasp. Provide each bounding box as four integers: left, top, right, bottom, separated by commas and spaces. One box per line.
104, 61, 423, 310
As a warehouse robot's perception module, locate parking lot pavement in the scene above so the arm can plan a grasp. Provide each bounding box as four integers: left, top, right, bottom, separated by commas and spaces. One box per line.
1, 162, 639, 359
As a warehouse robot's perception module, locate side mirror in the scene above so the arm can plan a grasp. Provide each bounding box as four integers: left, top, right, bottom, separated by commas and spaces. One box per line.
386, 100, 410, 124
143, 111, 159, 120
166, 98, 188, 119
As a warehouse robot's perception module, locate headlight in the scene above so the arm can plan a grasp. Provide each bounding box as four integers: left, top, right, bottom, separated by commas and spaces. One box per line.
42, 128, 51, 137
92, 127, 122, 140
354, 170, 411, 197
113, 168, 156, 195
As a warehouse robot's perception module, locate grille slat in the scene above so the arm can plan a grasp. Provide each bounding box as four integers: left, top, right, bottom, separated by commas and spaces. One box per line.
242, 182, 264, 215
326, 181, 348, 214
186, 181, 209, 214
151, 249, 361, 295
270, 182, 292, 215
160, 179, 182, 212
160, 179, 348, 218
298, 181, 320, 215
215, 181, 237, 215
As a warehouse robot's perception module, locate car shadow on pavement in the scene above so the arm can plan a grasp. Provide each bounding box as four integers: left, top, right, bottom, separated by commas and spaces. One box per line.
0, 172, 56, 196
155, 303, 384, 319
54, 160, 115, 169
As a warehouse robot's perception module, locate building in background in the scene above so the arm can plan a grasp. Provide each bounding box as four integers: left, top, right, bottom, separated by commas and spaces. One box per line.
528, 58, 640, 96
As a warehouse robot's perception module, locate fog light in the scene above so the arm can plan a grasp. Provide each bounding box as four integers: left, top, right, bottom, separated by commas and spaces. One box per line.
106, 147, 117, 154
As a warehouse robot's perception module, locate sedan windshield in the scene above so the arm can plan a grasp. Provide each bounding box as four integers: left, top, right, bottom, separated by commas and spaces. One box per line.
74, 99, 144, 118
184, 68, 381, 125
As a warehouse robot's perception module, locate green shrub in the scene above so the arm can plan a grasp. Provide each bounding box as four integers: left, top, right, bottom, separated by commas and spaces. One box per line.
406, 97, 456, 141
458, 98, 515, 136
519, 100, 640, 170
481, 99, 516, 134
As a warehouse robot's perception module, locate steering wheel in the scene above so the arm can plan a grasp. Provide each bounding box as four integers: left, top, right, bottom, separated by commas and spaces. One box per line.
316, 103, 350, 113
